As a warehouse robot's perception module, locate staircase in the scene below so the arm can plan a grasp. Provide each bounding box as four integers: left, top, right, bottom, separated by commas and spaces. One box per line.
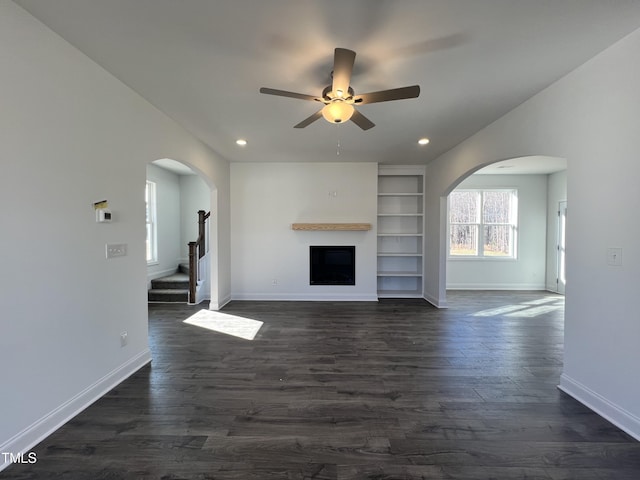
148, 264, 190, 303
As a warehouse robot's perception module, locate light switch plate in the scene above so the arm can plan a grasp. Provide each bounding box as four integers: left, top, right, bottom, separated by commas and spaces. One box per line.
106, 243, 127, 259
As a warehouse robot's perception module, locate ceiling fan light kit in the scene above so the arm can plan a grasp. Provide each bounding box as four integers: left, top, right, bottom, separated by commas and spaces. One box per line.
260, 48, 420, 130
322, 101, 354, 124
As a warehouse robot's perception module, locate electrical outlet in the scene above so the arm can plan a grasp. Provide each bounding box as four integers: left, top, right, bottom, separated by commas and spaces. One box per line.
272, 278, 278, 286
120, 331, 128, 347
607, 247, 622, 266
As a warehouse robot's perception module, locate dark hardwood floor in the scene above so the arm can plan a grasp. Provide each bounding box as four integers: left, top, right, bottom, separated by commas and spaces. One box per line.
3, 292, 640, 479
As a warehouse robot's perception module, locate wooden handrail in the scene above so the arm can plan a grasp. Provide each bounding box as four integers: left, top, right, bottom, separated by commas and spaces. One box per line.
188, 210, 211, 304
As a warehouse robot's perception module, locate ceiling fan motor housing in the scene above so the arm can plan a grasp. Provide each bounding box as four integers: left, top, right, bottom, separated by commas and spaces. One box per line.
322, 85, 355, 102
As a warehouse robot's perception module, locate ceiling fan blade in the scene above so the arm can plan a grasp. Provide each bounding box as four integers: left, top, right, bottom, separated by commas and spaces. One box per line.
331, 48, 356, 96
350, 109, 375, 130
260, 87, 320, 102
354, 85, 420, 104
293, 109, 323, 128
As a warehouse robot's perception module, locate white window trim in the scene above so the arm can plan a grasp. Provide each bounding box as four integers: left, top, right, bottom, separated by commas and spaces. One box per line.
447, 188, 518, 260
146, 181, 158, 264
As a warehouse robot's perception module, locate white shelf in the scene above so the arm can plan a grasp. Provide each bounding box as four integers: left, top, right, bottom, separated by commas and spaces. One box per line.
377, 271, 422, 277
376, 168, 425, 299
377, 290, 424, 299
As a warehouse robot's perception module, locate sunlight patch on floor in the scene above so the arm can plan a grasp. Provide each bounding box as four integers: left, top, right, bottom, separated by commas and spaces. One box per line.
505, 304, 563, 318
522, 296, 564, 306
472, 304, 529, 317
472, 297, 564, 318
183, 310, 263, 340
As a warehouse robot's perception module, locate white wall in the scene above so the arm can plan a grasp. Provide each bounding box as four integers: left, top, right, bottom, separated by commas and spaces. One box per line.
146, 163, 182, 281
446, 174, 548, 290
0, 3, 230, 469
231, 162, 378, 301
424, 27, 640, 438
179, 174, 210, 261
546, 170, 568, 291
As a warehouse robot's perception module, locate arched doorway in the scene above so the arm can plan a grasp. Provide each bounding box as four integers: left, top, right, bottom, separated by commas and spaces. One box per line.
146, 158, 220, 307
424, 155, 566, 307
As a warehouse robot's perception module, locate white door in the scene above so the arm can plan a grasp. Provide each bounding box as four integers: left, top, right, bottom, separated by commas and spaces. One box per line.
557, 201, 567, 294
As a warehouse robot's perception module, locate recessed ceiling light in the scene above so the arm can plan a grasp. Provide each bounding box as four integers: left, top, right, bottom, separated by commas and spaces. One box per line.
236, 139, 247, 146
418, 138, 430, 145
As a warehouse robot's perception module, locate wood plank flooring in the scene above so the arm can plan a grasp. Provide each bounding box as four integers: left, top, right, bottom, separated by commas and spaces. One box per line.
3, 291, 640, 479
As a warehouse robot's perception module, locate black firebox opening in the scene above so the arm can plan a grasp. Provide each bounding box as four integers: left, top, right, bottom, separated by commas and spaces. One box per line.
310, 246, 355, 285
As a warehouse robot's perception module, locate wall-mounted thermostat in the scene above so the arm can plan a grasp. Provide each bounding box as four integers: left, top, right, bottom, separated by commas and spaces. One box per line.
96, 208, 112, 223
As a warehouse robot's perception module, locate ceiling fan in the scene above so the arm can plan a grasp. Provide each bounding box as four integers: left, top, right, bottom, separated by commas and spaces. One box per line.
259, 48, 420, 130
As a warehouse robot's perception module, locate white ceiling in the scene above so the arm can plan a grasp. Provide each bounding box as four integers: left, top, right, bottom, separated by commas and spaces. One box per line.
16, 0, 640, 168
152, 158, 198, 176
475, 156, 567, 175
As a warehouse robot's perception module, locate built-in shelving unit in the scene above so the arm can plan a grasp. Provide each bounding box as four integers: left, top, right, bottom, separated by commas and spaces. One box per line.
377, 166, 425, 298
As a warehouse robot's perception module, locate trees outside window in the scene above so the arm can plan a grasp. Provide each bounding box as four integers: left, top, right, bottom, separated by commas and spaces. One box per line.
449, 189, 517, 258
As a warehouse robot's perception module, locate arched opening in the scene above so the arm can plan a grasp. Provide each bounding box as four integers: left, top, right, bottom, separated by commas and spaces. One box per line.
146, 158, 220, 308
437, 155, 566, 306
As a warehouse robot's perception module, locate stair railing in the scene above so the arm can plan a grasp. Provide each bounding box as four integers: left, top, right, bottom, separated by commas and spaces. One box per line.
188, 210, 210, 304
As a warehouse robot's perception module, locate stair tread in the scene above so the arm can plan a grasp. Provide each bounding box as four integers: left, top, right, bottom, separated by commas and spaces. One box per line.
148, 270, 190, 303
148, 288, 189, 294
151, 280, 189, 287
151, 273, 189, 289
155, 273, 189, 282
148, 288, 189, 303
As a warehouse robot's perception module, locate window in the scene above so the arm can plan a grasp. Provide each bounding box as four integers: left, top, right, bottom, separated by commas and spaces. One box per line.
145, 181, 157, 263
449, 189, 517, 258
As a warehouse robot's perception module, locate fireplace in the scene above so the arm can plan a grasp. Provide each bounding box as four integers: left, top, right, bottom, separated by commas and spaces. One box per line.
309, 246, 355, 285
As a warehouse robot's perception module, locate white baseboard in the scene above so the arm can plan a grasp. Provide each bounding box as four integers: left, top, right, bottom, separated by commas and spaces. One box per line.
0, 349, 152, 473
194, 285, 210, 305
558, 373, 640, 441
210, 293, 232, 310
231, 292, 379, 302
423, 291, 448, 308
446, 283, 546, 290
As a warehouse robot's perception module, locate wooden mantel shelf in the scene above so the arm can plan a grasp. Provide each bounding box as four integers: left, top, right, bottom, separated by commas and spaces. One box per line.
291, 223, 372, 231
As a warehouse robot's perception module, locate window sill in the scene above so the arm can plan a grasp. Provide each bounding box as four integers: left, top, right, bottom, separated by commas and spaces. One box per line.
447, 256, 517, 262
